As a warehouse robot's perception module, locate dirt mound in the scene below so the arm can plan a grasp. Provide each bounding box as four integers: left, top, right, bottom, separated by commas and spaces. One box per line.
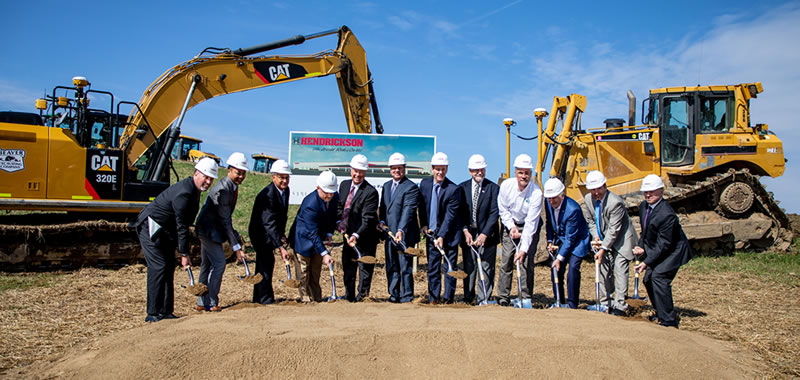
13, 303, 754, 379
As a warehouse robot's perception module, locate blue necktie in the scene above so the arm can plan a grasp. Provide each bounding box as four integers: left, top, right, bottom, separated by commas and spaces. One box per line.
595, 200, 604, 240
429, 183, 440, 231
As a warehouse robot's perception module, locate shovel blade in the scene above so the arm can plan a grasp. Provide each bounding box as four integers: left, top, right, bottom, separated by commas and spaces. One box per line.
511, 298, 533, 309
283, 279, 301, 289
447, 270, 468, 280
587, 304, 608, 312
404, 248, 423, 256
356, 256, 378, 264
548, 303, 569, 309
242, 273, 263, 285
187, 284, 208, 296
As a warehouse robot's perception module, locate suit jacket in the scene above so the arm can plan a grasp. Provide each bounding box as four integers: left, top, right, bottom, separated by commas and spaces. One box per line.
545, 196, 590, 259
248, 183, 289, 249
637, 199, 692, 273
379, 177, 421, 247
459, 178, 500, 245
134, 176, 200, 255
196, 176, 239, 245
418, 177, 462, 248
582, 191, 636, 259
336, 179, 379, 246
290, 191, 339, 258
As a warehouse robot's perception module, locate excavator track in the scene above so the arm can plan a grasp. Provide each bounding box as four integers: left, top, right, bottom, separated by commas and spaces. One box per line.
622, 168, 792, 254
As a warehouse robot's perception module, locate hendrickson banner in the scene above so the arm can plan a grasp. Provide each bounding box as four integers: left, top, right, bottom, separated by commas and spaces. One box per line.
287, 131, 436, 204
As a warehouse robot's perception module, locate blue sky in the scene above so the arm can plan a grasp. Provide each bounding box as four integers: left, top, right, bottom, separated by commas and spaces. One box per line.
2, 1, 799, 212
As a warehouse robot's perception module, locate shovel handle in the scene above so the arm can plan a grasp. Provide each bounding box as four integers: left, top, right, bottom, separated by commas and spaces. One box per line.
187, 266, 196, 286
241, 257, 252, 277
328, 262, 338, 298
284, 262, 293, 280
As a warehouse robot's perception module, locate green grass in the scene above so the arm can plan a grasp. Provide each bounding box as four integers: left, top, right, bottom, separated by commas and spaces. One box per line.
684, 244, 800, 286
0, 273, 61, 294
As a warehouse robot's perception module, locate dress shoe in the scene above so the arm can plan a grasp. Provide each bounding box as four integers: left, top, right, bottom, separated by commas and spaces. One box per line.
659, 321, 679, 328
610, 308, 627, 317
498, 299, 510, 307
259, 298, 275, 305
160, 314, 179, 319
208, 306, 222, 312
145, 314, 162, 323
194, 306, 207, 312
648, 314, 659, 322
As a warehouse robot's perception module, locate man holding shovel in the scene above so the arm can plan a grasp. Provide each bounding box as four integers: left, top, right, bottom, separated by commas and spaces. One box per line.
544, 178, 590, 309
249, 159, 292, 305
134, 157, 218, 322
582, 170, 637, 315
459, 154, 500, 305
195, 152, 249, 312
289, 171, 339, 302
378, 152, 421, 303
419, 152, 463, 304
336, 154, 380, 302
496, 154, 543, 307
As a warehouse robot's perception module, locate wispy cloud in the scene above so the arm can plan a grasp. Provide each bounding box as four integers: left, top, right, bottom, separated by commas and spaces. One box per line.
0, 80, 45, 110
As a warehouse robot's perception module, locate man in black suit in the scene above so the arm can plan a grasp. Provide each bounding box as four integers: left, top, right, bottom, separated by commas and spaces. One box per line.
337, 154, 379, 302
633, 174, 692, 328
249, 159, 292, 305
419, 152, 462, 304
459, 154, 499, 304
379, 152, 421, 303
134, 157, 217, 322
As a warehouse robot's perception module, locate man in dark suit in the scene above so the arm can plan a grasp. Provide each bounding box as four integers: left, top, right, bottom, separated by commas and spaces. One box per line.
195, 152, 249, 312
336, 154, 379, 302
134, 157, 217, 322
249, 159, 292, 305
633, 174, 692, 328
418, 152, 462, 304
289, 171, 339, 302
378, 152, 421, 303
459, 154, 500, 304
544, 178, 590, 309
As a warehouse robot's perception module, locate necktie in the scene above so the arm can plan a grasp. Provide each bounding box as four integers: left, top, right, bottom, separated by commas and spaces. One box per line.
338, 185, 356, 232
390, 182, 397, 201
594, 200, 603, 239
643, 206, 652, 231
472, 182, 480, 227
429, 183, 440, 231
233, 187, 238, 205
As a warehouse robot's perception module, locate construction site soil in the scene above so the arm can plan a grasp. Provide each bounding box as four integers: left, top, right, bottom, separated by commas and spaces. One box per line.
2, 243, 798, 378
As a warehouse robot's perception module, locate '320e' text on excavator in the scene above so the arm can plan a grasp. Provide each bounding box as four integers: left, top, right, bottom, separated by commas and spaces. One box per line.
533, 83, 790, 254
0, 26, 382, 269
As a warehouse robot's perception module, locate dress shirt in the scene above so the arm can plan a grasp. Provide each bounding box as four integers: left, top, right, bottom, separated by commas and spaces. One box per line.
498, 179, 543, 253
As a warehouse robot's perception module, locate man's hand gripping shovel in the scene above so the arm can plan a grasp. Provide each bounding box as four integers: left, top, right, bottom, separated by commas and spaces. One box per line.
344, 233, 377, 264
510, 240, 532, 309
424, 231, 467, 280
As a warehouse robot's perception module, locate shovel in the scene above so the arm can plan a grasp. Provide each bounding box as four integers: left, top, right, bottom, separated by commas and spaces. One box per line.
344, 233, 377, 264
631, 258, 646, 300
586, 250, 607, 312
277, 247, 301, 289
510, 259, 533, 309
237, 256, 263, 285
384, 228, 424, 256
547, 251, 569, 309
184, 266, 208, 296
425, 231, 467, 280
326, 262, 345, 302
469, 244, 494, 305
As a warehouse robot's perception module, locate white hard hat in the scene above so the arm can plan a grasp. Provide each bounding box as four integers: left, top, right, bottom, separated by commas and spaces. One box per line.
317, 171, 338, 193
226, 152, 248, 171
468, 154, 487, 170
270, 159, 291, 175
431, 152, 449, 166
388, 152, 406, 166
543, 177, 565, 198
195, 157, 219, 179
585, 170, 606, 190
350, 154, 368, 171
640, 174, 665, 192
513, 154, 534, 169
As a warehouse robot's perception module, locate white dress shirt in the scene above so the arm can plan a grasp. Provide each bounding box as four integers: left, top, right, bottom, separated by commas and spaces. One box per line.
498, 179, 543, 253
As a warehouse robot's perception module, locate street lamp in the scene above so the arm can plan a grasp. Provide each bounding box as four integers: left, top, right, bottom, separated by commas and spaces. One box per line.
502, 117, 515, 179
533, 108, 548, 187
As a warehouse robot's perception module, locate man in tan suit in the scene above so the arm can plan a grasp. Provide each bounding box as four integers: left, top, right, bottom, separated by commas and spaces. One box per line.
582, 170, 637, 315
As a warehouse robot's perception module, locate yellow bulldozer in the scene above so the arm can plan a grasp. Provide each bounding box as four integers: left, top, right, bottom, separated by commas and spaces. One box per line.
0, 26, 382, 269
533, 83, 790, 253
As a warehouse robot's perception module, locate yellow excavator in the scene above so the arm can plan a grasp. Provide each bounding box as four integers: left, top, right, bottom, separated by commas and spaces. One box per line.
533, 83, 790, 253
0, 26, 382, 269
250, 153, 279, 173
171, 135, 220, 164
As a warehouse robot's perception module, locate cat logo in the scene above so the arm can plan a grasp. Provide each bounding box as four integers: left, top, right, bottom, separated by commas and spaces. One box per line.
269, 64, 291, 81
91, 155, 119, 172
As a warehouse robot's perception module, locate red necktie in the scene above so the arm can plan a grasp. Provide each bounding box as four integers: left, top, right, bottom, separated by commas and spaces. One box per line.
233, 188, 238, 205
338, 185, 356, 232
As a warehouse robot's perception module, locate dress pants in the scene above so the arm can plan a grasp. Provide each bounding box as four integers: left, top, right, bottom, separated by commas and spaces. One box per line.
598, 250, 631, 311
138, 225, 176, 316
461, 236, 497, 304
252, 242, 277, 304
197, 235, 227, 308
342, 242, 376, 301
497, 224, 539, 302
425, 239, 459, 303
550, 254, 583, 308
298, 253, 323, 302
644, 268, 679, 325
384, 240, 414, 303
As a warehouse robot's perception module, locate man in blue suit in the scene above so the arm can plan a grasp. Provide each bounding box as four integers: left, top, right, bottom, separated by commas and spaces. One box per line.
418, 152, 462, 304
543, 178, 590, 309
289, 171, 339, 302
378, 152, 421, 303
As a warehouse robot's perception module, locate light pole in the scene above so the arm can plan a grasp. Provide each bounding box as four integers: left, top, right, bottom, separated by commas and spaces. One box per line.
502, 118, 515, 179
533, 108, 548, 187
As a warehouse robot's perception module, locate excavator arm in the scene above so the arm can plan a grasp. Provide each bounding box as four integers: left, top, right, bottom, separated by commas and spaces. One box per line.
120, 26, 381, 172
536, 94, 586, 182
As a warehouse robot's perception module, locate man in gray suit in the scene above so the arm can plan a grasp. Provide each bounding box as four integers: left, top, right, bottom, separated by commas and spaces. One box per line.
582, 170, 637, 315
194, 152, 249, 311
